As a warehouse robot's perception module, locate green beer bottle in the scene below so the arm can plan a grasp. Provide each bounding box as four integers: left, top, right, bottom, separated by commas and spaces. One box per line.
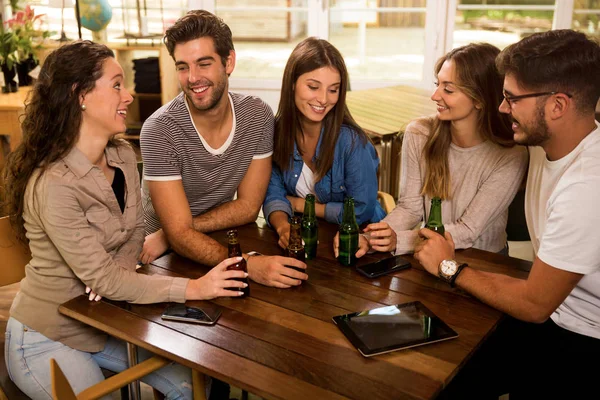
301, 194, 318, 260
338, 197, 359, 266
425, 197, 445, 236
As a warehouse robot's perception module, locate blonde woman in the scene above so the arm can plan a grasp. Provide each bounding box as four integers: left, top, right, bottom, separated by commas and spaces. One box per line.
355, 43, 528, 257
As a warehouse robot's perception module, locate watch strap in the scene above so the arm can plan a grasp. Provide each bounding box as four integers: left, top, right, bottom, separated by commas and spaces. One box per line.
449, 263, 467, 287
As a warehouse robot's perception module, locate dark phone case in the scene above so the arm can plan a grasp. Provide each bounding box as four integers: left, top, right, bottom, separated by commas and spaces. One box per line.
161, 304, 222, 325
356, 256, 411, 278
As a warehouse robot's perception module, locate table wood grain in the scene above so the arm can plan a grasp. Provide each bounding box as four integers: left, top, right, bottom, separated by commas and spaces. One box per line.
60, 220, 530, 400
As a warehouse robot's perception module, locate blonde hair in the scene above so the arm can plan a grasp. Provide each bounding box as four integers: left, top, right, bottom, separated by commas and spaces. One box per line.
421, 43, 514, 199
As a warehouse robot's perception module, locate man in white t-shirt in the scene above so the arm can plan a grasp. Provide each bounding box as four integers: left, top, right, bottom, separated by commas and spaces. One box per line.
414, 30, 600, 398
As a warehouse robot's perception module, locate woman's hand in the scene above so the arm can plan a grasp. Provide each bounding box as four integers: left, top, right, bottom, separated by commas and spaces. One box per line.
286, 195, 305, 213
185, 257, 249, 300
276, 222, 291, 249
85, 286, 102, 302
333, 232, 371, 259
139, 229, 169, 265
363, 222, 397, 253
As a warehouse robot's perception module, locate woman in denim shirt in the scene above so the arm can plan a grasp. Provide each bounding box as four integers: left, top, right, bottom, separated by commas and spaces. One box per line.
263, 37, 386, 249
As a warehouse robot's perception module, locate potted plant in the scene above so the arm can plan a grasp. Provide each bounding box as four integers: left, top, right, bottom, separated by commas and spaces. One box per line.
5, 5, 51, 86
0, 27, 20, 93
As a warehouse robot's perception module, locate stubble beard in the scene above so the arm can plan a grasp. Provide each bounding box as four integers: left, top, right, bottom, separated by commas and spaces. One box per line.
514, 105, 551, 147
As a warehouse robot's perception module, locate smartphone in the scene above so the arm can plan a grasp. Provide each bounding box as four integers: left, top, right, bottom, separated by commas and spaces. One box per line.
356, 255, 411, 278
161, 304, 222, 325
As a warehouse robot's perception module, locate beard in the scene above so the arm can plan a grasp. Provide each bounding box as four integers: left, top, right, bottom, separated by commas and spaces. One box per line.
185, 73, 228, 112
513, 104, 551, 146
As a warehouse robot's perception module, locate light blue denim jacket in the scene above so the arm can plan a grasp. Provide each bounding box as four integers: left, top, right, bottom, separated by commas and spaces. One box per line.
263, 125, 386, 225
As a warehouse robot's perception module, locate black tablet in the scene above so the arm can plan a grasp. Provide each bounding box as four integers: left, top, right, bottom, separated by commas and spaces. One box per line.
332, 301, 458, 357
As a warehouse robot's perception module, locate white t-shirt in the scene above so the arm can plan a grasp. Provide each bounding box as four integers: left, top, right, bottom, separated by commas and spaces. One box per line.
295, 163, 316, 199
525, 121, 600, 339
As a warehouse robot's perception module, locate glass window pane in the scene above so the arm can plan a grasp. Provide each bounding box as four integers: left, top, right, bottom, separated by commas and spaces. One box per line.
454, 0, 555, 50
29, 0, 187, 45
329, 0, 427, 82
573, 0, 600, 39
216, 0, 309, 79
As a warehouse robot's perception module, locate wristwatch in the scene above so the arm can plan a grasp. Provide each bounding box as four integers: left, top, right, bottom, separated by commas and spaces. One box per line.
438, 260, 467, 287
245, 251, 262, 262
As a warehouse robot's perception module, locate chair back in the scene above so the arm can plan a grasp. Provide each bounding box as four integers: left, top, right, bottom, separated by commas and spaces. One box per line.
0, 216, 31, 287
377, 191, 396, 214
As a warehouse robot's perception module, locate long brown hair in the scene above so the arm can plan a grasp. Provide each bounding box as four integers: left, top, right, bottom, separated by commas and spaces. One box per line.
421, 43, 514, 199
2, 40, 115, 242
273, 37, 370, 181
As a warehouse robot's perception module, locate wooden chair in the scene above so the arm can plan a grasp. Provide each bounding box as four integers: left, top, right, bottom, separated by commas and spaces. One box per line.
51, 358, 207, 400
0, 215, 32, 400
377, 191, 396, 214
51, 357, 169, 400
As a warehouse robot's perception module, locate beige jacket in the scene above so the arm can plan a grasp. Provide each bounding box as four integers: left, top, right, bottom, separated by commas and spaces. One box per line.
10, 143, 188, 352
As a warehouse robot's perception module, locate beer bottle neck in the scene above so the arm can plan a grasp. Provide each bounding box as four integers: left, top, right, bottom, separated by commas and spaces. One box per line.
303, 198, 316, 220
289, 218, 304, 249
342, 202, 357, 224
228, 243, 242, 257
427, 198, 443, 226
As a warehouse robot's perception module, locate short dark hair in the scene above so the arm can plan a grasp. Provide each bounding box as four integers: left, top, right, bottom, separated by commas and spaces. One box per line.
496, 29, 600, 113
164, 10, 234, 66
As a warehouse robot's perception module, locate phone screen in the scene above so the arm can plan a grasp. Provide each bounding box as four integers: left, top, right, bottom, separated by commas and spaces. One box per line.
161, 304, 221, 325
357, 256, 411, 278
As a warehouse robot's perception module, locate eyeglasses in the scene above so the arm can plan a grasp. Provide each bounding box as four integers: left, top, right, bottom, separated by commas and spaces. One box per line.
502, 91, 573, 107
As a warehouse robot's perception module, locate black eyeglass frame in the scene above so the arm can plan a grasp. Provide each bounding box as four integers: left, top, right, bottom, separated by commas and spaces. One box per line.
502, 91, 573, 106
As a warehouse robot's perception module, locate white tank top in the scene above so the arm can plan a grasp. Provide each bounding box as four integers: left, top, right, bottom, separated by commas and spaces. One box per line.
295, 163, 316, 199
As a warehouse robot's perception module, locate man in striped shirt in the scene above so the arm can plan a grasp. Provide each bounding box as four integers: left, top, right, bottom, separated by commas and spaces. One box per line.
139, 10, 307, 290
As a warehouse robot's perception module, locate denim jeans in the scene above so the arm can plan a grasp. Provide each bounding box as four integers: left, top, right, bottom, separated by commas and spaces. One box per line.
5, 317, 197, 400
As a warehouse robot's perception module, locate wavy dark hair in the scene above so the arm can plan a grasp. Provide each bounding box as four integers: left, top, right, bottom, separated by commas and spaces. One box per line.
2, 40, 115, 242
421, 43, 514, 199
274, 37, 371, 181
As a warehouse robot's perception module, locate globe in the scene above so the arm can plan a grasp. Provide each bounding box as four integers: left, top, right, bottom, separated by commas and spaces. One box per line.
79, 0, 113, 32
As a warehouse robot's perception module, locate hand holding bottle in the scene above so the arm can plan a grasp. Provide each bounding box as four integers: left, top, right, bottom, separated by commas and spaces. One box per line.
184, 257, 249, 300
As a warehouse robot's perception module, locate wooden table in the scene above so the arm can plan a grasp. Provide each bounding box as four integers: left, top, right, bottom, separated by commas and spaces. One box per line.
346, 85, 437, 197
59, 220, 530, 400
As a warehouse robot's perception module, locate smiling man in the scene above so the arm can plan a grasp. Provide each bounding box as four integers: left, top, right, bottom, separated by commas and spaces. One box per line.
139, 11, 307, 291
414, 30, 600, 399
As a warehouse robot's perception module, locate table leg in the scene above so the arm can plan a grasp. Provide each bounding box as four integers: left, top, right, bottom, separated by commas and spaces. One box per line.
126, 342, 141, 400
379, 136, 393, 194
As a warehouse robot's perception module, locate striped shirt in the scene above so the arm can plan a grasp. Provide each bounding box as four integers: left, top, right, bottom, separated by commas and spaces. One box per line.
140, 92, 274, 234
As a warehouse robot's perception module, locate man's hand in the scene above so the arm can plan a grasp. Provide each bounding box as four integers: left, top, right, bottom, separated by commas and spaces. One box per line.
185, 257, 249, 300
286, 195, 305, 213
413, 229, 456, 276
363, 222, 397, 252
276, 223, 291, 249
139, 229, 169, 264
333, 232, 371, 259
247, 255, 308, 288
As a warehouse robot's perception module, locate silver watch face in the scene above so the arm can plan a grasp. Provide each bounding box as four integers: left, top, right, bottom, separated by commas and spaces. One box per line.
440, 260, 459, 276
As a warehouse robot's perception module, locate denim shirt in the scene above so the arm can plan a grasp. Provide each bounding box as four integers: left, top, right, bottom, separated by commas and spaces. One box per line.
263, 125, 386, 225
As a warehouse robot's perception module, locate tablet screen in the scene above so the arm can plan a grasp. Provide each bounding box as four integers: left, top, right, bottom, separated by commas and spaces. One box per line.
332, 301, 458, 357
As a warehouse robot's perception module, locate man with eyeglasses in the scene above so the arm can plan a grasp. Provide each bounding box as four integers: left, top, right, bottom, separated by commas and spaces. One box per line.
414, 29, 600, 398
